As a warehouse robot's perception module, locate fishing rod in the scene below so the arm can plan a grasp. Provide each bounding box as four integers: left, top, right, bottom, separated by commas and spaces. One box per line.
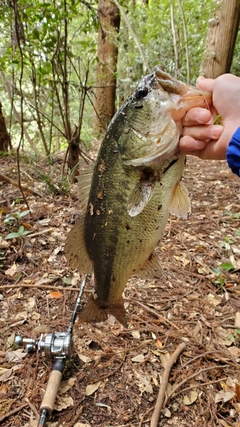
15, 274, 88, 427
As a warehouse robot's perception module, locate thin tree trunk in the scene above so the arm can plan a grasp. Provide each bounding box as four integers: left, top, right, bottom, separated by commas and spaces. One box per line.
94, 0, 120, 136
0, 71, 40, 157
0, 103, 11, 152
200, 0, 240, 78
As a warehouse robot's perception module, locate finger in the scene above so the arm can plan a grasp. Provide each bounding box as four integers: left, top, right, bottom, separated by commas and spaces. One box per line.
182, 108, 212, 126
182, 124, 223, 140
196, 76, 215, 92
179, 135, 207, 153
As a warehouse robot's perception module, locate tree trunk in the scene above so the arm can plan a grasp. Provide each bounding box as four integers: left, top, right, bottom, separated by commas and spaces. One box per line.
94, 0, 120, 136
0, 103, 11, 152
200, 0, 240, 78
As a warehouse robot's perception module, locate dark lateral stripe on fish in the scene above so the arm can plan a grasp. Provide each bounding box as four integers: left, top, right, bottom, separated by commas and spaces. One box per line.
163, 158, 178, 175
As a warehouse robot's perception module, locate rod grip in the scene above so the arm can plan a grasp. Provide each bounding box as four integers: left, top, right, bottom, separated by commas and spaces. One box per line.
40, 359, 65, 414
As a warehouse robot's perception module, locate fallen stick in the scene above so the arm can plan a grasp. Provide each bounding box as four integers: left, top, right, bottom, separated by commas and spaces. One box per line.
0, 173, 42, 197
0, 402, 28, 423
150, 341, 186, 427
0, 283, 91, 292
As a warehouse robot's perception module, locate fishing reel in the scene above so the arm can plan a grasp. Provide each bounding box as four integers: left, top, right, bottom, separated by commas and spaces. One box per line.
15, 332, 73, 360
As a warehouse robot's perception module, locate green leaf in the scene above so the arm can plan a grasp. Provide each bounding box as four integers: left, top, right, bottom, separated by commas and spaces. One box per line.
63, 277, 72, 285
18, 210, 30, 219
220, 262, 234, 272
5, 226, 30, 239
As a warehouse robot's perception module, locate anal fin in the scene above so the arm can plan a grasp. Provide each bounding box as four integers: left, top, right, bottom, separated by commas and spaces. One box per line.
137, 252, 163, 280
65, 216, 93, 273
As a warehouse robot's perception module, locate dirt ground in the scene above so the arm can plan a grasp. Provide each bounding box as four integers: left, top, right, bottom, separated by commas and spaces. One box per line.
0, 154, 240, 427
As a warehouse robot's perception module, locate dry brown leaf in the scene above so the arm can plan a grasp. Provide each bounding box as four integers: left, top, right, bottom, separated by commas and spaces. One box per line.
4, 262, 18, 277
54, 394, 74, 411
133, 369, 153, 394
131, 330, 141, 339
215, 389, 235, 403
131, 354, 145, 363
58, 377, 76, 394
183, 390, 199, 405
5, 349, 27, 363
85, 381, 101, 396
234, 311, 240, 328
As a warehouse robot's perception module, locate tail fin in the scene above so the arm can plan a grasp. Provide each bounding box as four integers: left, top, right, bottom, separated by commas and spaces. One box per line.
78, 296, 127, 327
109, 300, 128, 327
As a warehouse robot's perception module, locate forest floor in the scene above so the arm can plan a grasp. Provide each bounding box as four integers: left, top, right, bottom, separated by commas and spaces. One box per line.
0, 153, 240, 427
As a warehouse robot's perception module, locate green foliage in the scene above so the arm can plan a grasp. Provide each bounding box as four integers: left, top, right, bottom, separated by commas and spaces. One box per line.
3, 210, 31, 240
5, 226, 30, 240
117, 0, 216, 102
0, 0, 237, 157
3, 210, 30, 225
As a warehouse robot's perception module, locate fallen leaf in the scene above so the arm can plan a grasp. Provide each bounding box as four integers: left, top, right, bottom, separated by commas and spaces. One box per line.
0, 368, 13, 381
131, 354, 145, 363
133, 369, 153, 394
183, 390, 198, 405
215, 389, 235, 403
85, 381, 101, 396
5, 262, 18, 277
131, 330, 140, 339
54, 394, 74, 411
78, 354, 92, 363
49, 291, 63, 299
163, 408, 171, 418
58, 377, 76, 394
5, 349, 27, 363
234, 312, 240, 328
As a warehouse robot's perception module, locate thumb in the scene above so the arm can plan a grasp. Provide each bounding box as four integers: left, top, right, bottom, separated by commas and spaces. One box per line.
196, 76, 215, 93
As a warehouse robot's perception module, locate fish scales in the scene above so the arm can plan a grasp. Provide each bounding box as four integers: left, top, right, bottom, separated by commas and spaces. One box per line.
65, 67, 212, 326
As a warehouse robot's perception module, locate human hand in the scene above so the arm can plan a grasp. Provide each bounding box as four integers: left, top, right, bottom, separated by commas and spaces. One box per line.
179, 74, 240, 160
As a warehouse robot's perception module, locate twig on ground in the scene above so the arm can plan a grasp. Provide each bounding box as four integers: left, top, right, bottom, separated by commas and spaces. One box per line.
150, 342, 186, 427
0, 284, 91, 292
130, 299, 181, 330
0, 173, 42, 197
163, 364, 228, 407
25, 397, 39, 419
0, 402, 28, 423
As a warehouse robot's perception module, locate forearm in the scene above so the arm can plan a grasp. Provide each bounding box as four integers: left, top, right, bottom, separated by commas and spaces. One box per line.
227, 128, 240, 177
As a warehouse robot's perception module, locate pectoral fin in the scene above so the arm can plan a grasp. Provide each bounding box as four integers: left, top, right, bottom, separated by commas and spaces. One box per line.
169, 181, 191, 219
137, 252, 163, 280
127, 180, 156, 217
65, 215, 93, 273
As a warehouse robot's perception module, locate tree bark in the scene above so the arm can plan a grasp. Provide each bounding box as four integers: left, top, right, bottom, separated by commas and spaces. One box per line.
0, 103, 11, 152
94, 0, 120, 136
200, 0, 240, 78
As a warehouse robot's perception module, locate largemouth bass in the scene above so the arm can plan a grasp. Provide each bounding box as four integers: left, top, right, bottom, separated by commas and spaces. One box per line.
66, 67, 211, 326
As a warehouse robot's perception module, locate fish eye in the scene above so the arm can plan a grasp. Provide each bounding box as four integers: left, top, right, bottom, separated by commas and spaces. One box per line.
135, 86, 149, 100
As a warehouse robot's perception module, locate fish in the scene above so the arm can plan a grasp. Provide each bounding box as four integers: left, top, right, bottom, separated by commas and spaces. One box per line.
65, 67, 211, 327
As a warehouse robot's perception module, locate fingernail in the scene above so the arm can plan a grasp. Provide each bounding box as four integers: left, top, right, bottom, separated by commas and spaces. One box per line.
210, 125, 223, 139
196, 110, 209, 123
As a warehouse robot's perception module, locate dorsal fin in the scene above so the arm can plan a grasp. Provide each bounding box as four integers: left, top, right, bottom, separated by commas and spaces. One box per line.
168, 181, 191, 219
76, 163, 95, 212
65, 215, 93, 273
